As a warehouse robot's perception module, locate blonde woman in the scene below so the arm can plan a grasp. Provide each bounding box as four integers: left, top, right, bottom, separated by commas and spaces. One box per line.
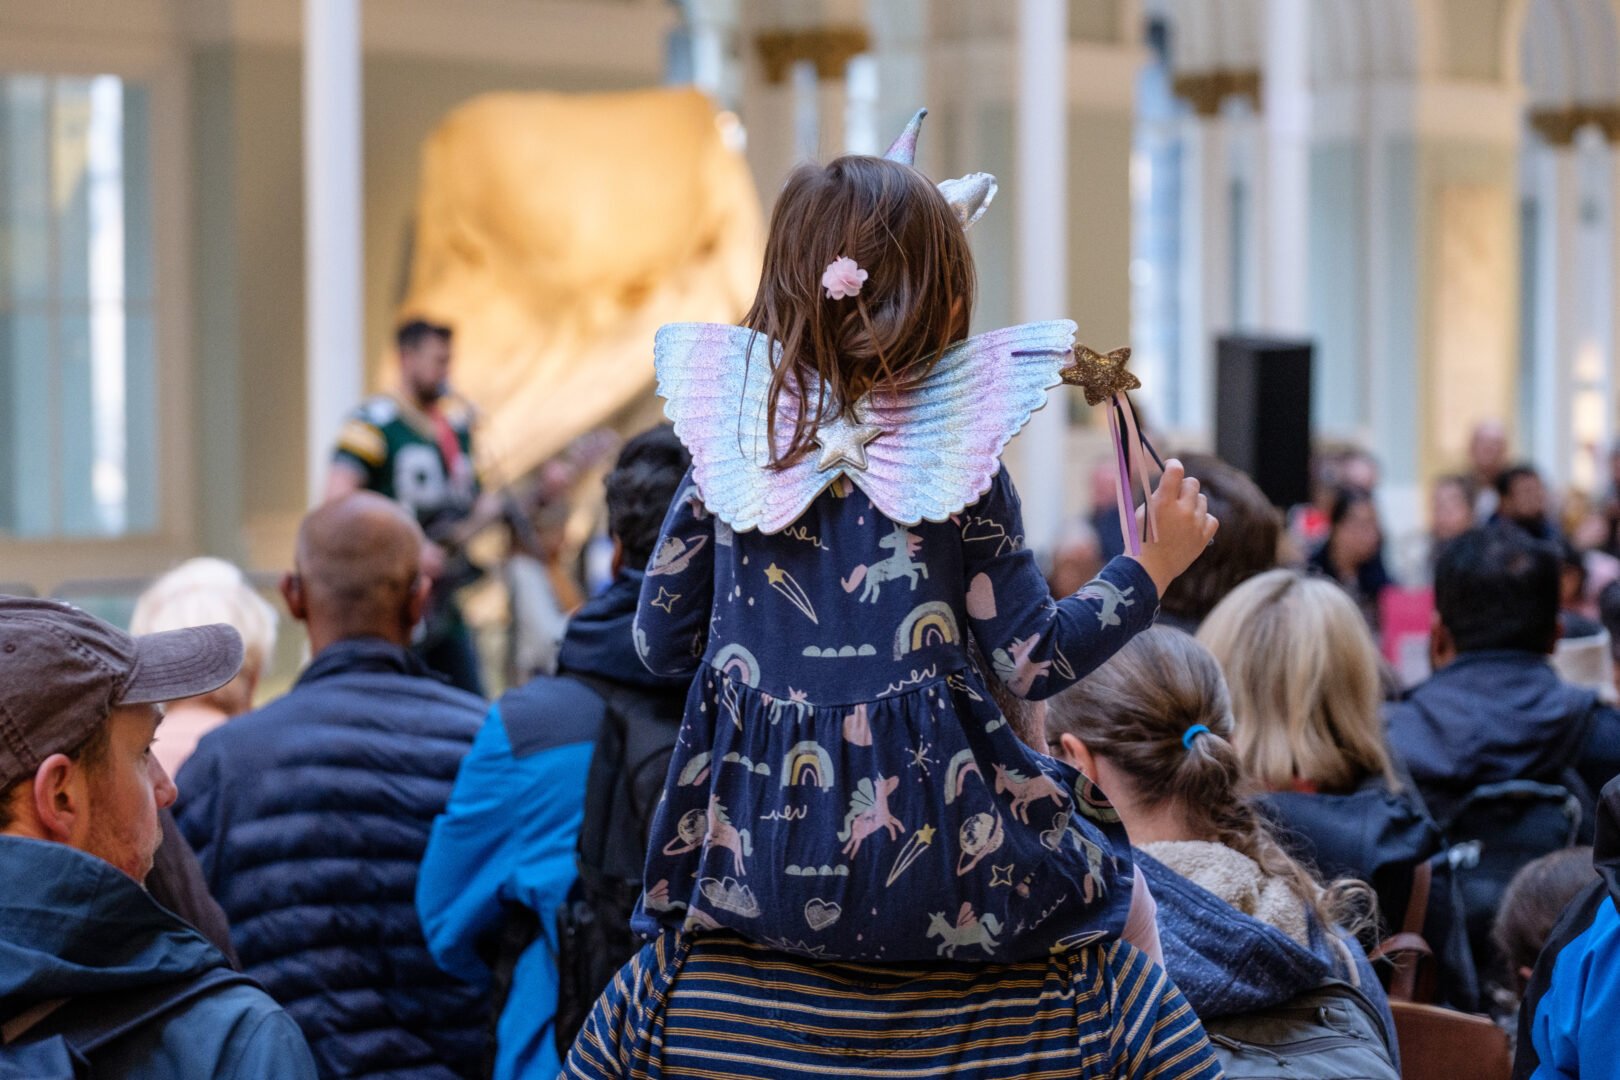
1198, 568, 1477, 1009
132, 557, 279, 776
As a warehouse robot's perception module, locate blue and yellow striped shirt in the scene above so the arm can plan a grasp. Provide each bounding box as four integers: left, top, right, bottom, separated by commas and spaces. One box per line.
562, 933, 1220, 1079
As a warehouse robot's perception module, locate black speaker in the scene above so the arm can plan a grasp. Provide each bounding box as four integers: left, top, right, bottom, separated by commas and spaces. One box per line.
1214, 336, 1314, 509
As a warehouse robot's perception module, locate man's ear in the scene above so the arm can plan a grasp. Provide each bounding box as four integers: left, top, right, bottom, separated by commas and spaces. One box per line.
407, 575, 431, 630
281, 572, 307, 623
29, 754, 81, 843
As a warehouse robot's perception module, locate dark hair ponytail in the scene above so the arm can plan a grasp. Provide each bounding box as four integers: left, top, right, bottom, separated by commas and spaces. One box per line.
1045, 627, 1372, 935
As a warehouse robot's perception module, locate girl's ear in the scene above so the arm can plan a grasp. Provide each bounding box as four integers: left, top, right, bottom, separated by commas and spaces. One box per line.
1056, 732, 1100, 781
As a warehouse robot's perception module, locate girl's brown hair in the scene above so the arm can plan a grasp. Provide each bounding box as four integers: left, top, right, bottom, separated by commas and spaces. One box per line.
1045, 627, 1372, 934
1197, 569, 1399, 794
744, 155, 976, 467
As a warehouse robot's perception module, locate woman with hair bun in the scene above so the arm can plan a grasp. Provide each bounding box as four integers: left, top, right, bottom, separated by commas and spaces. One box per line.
1199, 568, 1478, 1010
1046, 627, 1398, 1075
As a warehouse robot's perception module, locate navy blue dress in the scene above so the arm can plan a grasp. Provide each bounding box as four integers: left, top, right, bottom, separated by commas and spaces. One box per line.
632, 466, 1158, 962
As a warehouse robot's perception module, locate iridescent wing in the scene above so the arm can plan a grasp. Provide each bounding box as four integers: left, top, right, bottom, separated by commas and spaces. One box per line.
856, 320, 1075, 525
653, 323, 830, 534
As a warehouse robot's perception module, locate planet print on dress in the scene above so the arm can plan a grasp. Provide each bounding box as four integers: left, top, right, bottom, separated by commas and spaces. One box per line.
928, 903, 1002, 958
993, 764, 1067, 824
956, 811, 1005, 875
838, 775, 905, 858
781, 741, 835, 790
647, 534, 708, 576
893, 601, 960, 660
841, 524, 928, 603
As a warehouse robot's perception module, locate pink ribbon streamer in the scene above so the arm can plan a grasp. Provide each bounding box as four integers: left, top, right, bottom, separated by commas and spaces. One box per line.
1106, 392, 1157, 558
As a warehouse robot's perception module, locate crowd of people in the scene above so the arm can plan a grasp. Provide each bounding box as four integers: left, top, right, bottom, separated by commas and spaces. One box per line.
4, 127, 1620, 1080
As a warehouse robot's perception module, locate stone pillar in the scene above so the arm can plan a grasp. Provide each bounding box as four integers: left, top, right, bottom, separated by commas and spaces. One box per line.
1527, 112, 1582, 488
1173, 77, 1233, 436
1016, 0, 1067, 555
1261, 0, 1310, 332
303, 0, 364, 507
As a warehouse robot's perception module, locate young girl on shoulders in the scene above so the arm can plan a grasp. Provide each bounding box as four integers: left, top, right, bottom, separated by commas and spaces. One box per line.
634, 111, 1216, 962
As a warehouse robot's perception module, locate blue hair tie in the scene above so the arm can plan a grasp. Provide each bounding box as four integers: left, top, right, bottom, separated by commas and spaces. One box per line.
1181, 724, 1211, 749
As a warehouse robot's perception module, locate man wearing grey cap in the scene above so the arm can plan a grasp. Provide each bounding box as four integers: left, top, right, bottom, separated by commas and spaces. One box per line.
0, 597, 317, 1078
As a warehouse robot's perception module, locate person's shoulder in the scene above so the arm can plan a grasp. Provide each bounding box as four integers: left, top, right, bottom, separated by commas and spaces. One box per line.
352, 393, 401, 427
496, 674, 609, 758
192, 984, 318, 1078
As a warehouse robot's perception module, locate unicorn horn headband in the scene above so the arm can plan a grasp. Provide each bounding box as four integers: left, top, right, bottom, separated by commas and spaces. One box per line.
884, 108, 998, 230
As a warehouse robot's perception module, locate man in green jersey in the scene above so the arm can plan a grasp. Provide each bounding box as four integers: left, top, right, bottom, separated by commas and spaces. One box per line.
326, 319, 498, 695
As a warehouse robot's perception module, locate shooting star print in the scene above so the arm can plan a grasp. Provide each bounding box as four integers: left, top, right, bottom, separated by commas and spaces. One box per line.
885, 823, 936, 887
764, 563, 819, 624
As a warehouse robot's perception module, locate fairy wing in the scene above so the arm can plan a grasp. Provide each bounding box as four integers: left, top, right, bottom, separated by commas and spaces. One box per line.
857, 320, 1076, 525
654, 323, 830, 534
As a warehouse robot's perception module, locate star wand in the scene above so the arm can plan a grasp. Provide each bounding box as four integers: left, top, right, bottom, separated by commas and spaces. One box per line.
1058, 346, 1164, 558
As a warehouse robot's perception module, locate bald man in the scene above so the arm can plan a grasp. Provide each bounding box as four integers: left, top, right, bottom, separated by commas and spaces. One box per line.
172, 493, 489, 1080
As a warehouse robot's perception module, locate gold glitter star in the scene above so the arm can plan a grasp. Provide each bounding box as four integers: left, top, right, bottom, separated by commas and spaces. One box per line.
1058, 345, 1140, 407
814, 416, 882, 472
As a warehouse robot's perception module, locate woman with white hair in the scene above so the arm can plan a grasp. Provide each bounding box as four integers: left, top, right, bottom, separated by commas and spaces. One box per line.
132, 557, 279, 776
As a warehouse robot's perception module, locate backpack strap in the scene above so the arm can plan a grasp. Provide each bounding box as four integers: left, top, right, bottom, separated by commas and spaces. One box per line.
1372, 857, 1433, 1003
9, 967, 256, 1058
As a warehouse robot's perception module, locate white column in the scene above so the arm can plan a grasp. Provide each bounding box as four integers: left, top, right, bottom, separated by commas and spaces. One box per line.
1262, 0, 1311, 333
817, 76, 848, 158
303, 0, 364, 507
1178, 113, 1231, 437
1017, 0, 1067, 556
1532, 143, 1580, 487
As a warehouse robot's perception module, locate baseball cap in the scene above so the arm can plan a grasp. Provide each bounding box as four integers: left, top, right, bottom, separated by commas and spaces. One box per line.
0, 596, 244, 787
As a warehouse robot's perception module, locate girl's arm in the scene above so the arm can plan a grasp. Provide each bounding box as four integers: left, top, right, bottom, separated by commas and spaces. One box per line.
634, 472, 715, 677
962, 467, 1159, 700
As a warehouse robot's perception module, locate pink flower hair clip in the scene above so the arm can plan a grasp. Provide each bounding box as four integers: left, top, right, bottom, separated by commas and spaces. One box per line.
821, 255, 868, 300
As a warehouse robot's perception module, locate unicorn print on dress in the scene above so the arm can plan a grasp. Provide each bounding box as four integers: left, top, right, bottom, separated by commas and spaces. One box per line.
838, 775, 905, 858
993, 764, 1067, 824
928, 902, 1002, 958
633, 106, 1156, 962
842, 524, 928, 603
1080, 578, 1137, 628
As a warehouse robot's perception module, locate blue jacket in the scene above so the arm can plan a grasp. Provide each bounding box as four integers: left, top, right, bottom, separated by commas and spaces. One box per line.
418, 571, 688, 1080
0, 836, 316, 1079
1386, 651, 1620, 827
1137, 849, 1396, 1054
174, 638, 486, 1079
1515, 777, 1620, 1079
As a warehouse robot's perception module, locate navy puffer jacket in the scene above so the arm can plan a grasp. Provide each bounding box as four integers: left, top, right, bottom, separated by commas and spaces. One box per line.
175, 638, 486, 1079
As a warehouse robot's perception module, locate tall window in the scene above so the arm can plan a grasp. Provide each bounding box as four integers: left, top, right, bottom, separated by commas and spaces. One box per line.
0, 73, 156, 539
